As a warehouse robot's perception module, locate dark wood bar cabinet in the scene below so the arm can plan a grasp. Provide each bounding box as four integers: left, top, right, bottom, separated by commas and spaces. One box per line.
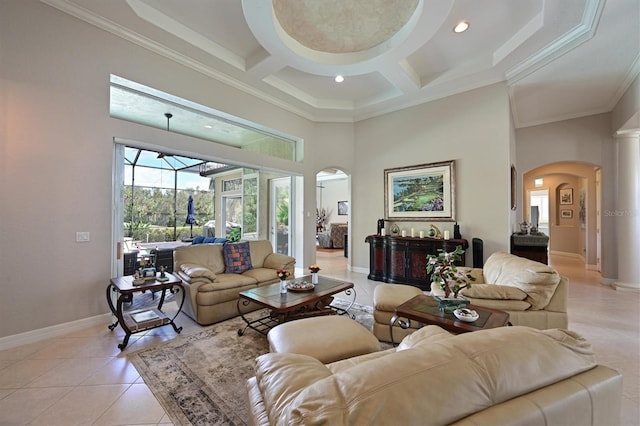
365, 235, 469, 291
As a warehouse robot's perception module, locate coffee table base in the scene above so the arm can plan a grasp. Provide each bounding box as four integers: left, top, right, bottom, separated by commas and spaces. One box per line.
237, 280, 357, 336
237, 295, 353, 336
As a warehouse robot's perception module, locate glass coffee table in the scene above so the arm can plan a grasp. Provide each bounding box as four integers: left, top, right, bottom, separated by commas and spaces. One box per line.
237, 275, 355, 336
389, 295, 510, 344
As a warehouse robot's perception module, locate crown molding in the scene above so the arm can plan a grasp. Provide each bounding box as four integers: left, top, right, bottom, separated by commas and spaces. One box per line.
505, 0, 605, 84
40, 0, 320, 122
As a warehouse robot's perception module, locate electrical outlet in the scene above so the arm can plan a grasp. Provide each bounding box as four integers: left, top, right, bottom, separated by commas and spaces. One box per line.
76, 231, 90, 242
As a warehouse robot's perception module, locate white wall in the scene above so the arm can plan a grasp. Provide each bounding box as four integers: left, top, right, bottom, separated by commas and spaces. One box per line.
317, 178, 349, 225
351, 83, 513, 270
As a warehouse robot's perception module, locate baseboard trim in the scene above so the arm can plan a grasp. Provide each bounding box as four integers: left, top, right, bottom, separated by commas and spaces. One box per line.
0, 313, 112, 351
613, 281, 640, 292
549, 251, 585, 262
351, 266, 368, 275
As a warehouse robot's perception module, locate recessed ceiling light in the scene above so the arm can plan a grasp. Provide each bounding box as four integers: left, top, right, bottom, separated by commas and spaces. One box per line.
335, 75, 344, 83
453, 21, 470, 33
204, 125, 213, 129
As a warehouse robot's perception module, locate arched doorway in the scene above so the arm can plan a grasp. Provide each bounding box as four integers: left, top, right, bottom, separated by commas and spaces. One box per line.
523, 162, 601, 271
315, 168, 349, 271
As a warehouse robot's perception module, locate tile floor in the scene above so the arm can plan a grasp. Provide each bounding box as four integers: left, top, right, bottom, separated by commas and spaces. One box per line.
0, 251, 637, 425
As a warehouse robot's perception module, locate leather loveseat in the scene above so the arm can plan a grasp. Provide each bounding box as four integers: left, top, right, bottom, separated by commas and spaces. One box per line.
174, 240, 295, 325
247, 325, 622, 425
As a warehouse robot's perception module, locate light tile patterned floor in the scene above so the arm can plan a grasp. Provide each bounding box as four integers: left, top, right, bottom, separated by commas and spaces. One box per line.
0, 252, 637, 425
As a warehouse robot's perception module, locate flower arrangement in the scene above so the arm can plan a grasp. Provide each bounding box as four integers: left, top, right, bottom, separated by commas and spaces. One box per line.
426, 245, 475, 298
308, 264, 321, 273
276, 269, 291, 281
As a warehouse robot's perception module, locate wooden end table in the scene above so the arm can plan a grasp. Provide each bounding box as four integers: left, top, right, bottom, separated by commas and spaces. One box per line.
237, 275, 355, 336
107, 273, 185, 350
389, 295, 510, 344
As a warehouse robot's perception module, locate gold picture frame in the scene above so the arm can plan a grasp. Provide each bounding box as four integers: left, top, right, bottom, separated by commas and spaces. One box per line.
384, 160, 455, 221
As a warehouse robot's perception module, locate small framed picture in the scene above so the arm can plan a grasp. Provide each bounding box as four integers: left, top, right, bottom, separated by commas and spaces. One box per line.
559, 188, 573, 205
561, 209, 573, 219
338, 200, 349, 215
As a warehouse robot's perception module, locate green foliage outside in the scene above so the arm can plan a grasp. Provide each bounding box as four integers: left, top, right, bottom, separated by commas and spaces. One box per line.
124, 186, 214, 242
243, 177, 257, 234
227, 227, 242, 242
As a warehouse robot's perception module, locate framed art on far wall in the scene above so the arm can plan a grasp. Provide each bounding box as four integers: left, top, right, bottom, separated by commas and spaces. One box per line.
384, 160, 455, 221
337, 200, 349, 215
559, 188, 573, 205
561, 209, 573, 219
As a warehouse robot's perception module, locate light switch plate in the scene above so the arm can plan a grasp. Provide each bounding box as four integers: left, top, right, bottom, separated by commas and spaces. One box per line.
76, 231, 90, 242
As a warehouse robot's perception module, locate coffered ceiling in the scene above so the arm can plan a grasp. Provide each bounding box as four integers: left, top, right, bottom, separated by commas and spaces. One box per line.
43, 0, 639, 128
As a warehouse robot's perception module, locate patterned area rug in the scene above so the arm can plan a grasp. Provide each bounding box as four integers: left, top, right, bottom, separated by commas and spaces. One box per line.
128, 301, 377, 425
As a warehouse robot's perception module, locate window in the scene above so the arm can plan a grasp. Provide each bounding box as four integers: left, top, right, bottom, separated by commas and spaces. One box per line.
110, 75, 299, 161
529, 189, 549, 234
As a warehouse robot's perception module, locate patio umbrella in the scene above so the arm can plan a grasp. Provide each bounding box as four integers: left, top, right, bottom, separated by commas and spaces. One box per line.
185, 195, 196, 238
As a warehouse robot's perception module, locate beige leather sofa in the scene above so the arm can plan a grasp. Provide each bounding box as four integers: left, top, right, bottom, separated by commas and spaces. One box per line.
247, 325, 622, 426
173, 240, 295, 325
457, 251, 568, 329
373, 252, 567, 342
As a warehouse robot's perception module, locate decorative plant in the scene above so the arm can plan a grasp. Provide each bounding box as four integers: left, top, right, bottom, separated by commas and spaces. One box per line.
426, 245, 475, 298
316, 208, 328, 231
308, 264, 321, 273
227, 227, 241, 242
276, 269, 291, 281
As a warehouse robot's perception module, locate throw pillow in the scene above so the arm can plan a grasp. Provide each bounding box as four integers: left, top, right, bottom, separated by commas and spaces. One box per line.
192, 236, 205, 244
223, 242, 253, 273
203, 236, 216, 243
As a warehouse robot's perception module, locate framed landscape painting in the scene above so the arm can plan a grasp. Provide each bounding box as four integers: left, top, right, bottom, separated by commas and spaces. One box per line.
384, 160, 455, 221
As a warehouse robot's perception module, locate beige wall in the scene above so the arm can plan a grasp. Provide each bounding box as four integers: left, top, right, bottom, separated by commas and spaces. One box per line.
0, 1, 632, 341
523, 164, 598, 265
351, 83, 513, 271
515, 114, 617, 279
0, 1, 337, 339
612, 73, 640, 132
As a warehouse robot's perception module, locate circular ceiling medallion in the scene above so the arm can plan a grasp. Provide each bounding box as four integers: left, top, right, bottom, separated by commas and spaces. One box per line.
272, 0, 419, 54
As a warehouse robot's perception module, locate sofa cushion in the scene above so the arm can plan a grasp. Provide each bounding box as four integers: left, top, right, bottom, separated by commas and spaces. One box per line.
396, 325, 455, 351
461, 283, 528, 300
223, 242, 253, 273
462, 298, 531, 311
179, 263, 217, 281
175, 244, 226, 274
255, 353, 332, 423
248, 240, 276, 268
483, 252, 561, 310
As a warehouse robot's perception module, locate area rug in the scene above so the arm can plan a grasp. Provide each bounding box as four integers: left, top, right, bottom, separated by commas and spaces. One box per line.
129, 301, 377, 425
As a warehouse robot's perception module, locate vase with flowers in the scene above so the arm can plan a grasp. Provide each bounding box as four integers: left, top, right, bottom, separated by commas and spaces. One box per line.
426, 245, 475, 312
308, 264, 320, 284
277, 268, 291, 294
